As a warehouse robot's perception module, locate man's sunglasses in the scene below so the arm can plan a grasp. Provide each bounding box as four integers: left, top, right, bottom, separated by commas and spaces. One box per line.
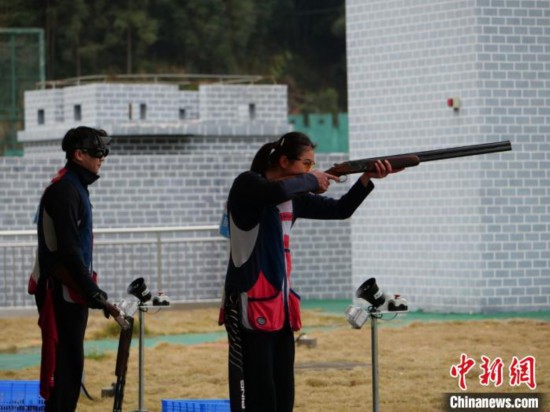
80, 147, 110, 158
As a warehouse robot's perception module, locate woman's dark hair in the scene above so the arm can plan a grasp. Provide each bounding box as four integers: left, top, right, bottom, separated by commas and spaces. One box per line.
250, 132, 316, 175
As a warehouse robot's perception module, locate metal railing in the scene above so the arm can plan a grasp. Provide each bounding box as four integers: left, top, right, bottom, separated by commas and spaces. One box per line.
0, 226, 227, 309
37, 73, 269, 89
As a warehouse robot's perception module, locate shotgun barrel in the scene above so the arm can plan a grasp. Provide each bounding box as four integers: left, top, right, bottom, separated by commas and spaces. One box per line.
325, 140, 512, 177
413, 140, 512, 162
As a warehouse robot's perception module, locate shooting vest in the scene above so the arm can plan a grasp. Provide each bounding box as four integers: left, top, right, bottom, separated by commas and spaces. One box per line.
227, 199, 302, 332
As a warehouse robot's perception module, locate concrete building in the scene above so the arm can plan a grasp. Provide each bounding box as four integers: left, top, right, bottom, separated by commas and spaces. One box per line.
346, 0, 549, 312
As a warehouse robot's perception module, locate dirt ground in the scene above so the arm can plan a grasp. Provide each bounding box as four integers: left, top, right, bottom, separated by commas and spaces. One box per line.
0, 307, 548, 411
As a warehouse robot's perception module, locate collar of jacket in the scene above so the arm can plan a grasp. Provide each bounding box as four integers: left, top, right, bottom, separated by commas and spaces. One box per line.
65, 160, 100, 187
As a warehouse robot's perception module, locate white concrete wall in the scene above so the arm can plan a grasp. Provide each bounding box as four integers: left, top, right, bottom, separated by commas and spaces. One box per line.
346, 0, 550, 312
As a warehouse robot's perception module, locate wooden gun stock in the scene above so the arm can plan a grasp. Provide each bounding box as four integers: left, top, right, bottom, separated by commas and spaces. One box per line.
98, 297, 131, 330
326, 155, 420, 177
325, 140, 512, 177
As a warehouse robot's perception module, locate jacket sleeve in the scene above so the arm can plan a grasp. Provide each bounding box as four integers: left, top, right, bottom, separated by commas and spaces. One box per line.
42, 181, 100, 299
293, 178, 375, 220
228, 171, 319, 230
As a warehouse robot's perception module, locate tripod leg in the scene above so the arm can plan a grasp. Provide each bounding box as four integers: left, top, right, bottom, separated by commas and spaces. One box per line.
371, 314, 379, 412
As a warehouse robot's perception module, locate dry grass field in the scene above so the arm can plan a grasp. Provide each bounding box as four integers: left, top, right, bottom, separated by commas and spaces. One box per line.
0, 306, 548, 411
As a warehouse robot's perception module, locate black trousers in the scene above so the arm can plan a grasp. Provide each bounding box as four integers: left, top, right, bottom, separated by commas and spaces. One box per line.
46, 292, 88, 412
228, 324, 295, 412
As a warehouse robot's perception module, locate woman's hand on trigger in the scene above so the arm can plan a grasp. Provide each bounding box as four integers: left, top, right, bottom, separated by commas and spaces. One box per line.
311, 170, 339, 194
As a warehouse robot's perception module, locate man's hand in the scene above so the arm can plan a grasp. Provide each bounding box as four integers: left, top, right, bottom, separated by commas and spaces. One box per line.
90, 288, 109, 310
91, 289, 114, 319
310, 170, 339, 194
359, 160, 403, 186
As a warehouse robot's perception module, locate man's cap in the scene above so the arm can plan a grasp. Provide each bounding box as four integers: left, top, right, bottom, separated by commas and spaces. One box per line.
61, 126, 111, 152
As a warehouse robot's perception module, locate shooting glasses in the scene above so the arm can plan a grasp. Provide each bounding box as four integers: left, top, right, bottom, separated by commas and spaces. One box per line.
81, 147, 110, 158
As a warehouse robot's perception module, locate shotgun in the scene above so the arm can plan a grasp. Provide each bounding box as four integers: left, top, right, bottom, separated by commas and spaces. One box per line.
325, 140, 512, 177
113, 315, 134, 412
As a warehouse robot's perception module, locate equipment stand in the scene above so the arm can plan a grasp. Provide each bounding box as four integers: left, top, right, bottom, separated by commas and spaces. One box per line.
136, 304, 148, 412
369, 309, 380, 412
134, 302, 170, 412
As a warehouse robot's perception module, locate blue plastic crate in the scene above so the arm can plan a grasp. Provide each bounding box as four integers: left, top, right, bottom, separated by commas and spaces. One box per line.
162, 399, 230, 412
0, 380, 45, 411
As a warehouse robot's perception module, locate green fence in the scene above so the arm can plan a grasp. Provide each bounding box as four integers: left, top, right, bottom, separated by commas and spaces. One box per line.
0, 28, 45, 156
289, 113, 349, 153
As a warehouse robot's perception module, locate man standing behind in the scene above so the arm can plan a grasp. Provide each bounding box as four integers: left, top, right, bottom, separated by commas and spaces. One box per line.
29, 126, 112, 411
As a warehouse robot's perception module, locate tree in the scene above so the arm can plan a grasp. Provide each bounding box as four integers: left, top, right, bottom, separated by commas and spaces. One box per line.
108, 0, 158, 74
1, 0, 348, 112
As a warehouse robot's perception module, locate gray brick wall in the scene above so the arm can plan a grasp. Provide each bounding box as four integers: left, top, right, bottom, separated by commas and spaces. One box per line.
346, 0, 550, 312
23, 88, 64, 129
2, 81, 356, 308
0, 146, 350, 307
18, 83, 289, 144
199, 84, 288, 123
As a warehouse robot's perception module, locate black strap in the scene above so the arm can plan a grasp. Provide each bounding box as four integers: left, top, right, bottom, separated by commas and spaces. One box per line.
81, 381, 95, 401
